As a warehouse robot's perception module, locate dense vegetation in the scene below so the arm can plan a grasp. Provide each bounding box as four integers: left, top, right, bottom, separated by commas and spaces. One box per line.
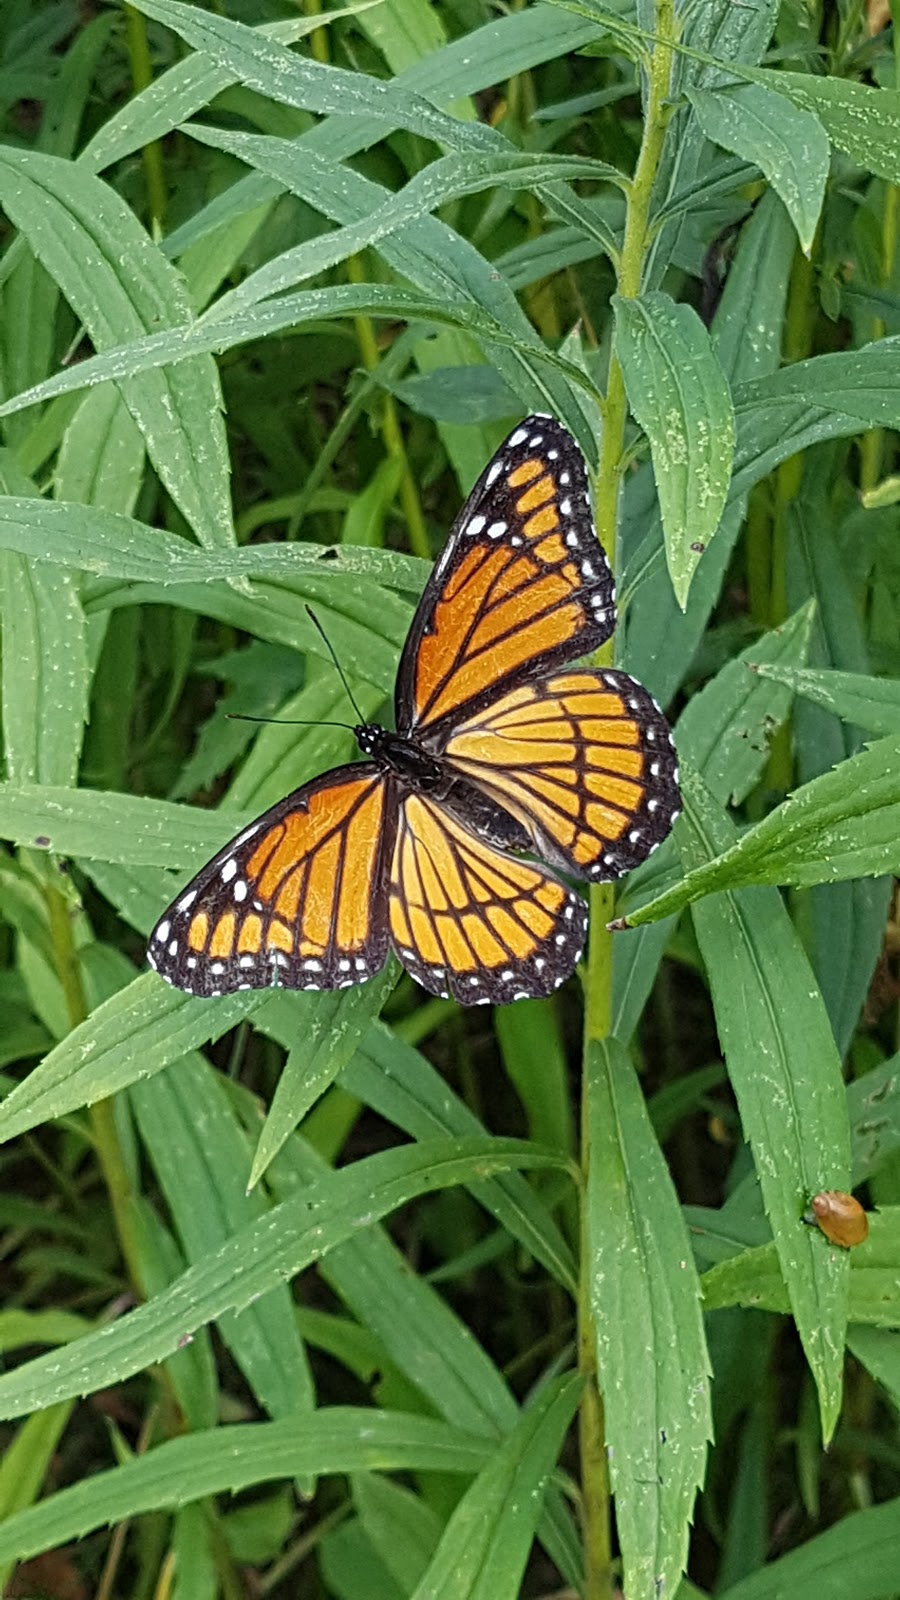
1, 0, 899, 1596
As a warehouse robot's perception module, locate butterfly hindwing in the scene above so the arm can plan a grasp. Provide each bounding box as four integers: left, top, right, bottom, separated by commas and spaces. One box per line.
395, 415, 614, 740
148, 415, 681, 1008
440, 669, 680, 880
148, 765, 393, 997
388, 791, 587, 1005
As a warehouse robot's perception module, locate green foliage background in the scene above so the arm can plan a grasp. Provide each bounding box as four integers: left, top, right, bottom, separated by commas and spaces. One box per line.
1, 0, 900, 1596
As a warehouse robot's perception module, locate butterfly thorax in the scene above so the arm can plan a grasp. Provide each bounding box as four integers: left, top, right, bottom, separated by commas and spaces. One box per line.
355, 721, 536, 856
355, 723, 446, 792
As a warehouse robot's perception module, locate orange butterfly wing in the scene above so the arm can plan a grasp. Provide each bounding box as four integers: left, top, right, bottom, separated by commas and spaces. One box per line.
148, 415, 679, 1007
148, 766, 393, 997
440, 670, 679, 881
396, 415, 614, 738
388, 792, 587, 1004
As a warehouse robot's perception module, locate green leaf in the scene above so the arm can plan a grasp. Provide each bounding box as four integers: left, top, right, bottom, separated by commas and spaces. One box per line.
585, 1038, 712, 1599
0, 1410, 493, 1568
754, 69, 900, 188
262, 1119, 520, 1438
0, 555, 88, 788
191, 132, 624, 319
687, 82, 828, 255
0, 1401, 73, 1591
674, 601, 816, 809
410, 1374, 581, 1600
0, 493, 427, 596
622, 189, 796, 706
0, 1137, 566, 1420
248, 969, 397, 1187
0, 974, 256, 1143
612, 602, 815, 1042
716, 1495, 900, 1600
750, 665, 900, 737
494, 999, 576, 1158
131, 1056, 314, 1422
0, 282, 596, 430
81, 10, 375, 173
385, 366, 520, 426
54, 385, 145, 516
0, 450, 89, 788
338, 1019, 577, 1293
0, 1310, 91, 1356
849, 1056, 900, 1185
620, 738, 900, 928
731, 340, 900, 501
0, 147, 233, 552
702, 1211, 899, 1330
0, 783, 250, 870
128, 0, 503, 154
0, 1402, 72, 1520
354, 1474, 442, 1594
680, 774, 850, 1439
613, 292, 735, 607
846, 1326, 900, 1408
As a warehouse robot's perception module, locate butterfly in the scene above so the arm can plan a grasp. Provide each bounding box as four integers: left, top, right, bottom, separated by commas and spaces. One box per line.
147, 415, 680, 1007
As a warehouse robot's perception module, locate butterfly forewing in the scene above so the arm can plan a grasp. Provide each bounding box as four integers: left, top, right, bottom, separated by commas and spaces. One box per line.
395, 415, 615, 740
441, 670, 680, 880
388, 792, 588, 1005
148, 766, 393, 997
148, 414, 680, 1008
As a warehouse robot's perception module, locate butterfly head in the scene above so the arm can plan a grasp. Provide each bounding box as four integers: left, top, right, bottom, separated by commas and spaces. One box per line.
357, 724, 448, 792
355, 723, 387, 758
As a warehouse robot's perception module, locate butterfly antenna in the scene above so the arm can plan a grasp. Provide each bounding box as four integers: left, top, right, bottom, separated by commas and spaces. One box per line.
304, 605, 368, 726
226, 713, 356, 730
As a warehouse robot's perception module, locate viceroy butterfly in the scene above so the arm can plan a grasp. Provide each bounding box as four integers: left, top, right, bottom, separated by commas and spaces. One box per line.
148, 415, 679, 1006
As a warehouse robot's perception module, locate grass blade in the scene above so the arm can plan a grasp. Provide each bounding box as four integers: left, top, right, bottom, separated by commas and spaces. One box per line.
585, 1038, 712, 1598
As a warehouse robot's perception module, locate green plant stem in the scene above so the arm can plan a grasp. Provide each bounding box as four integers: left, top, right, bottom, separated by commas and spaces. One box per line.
44, 876, 145, 1296
345, 255, 431, 560
301, 0, 330, 66
578, 9, 677, 1595
123, 5, 167, 235
860, 180, 898, 494
767, 237, 818, 791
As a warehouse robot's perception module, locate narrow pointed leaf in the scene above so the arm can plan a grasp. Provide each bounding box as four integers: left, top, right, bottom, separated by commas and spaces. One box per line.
0, 1138, 565, 1420
620, 738, 900, 928
0, 1411, 493, 1568
750, 665, 900, 737
411, 1374, 581, 1600
585, 1037, 712, 1598
613, 292, 735, 607
0, 148, 233, 551
128, 0, 502, 154
681, 774, 850, 1438
687, 82, 828, 255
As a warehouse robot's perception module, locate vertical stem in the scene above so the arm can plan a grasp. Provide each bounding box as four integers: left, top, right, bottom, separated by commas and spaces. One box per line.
302, 0, 330, 65
859, 177, 898, 494
345, 255, 431, 560
123, 5, 167, 235
578, 8, 677, 1595
767, 238, 818, 791
45, 877, 145, 1295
